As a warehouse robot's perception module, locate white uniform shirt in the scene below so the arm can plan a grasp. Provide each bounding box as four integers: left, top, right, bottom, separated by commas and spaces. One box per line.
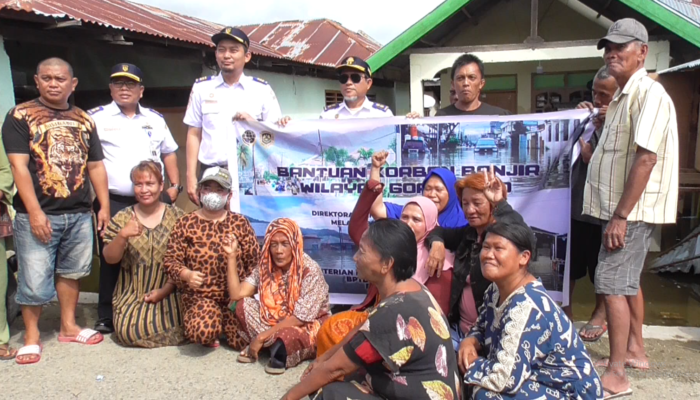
89, 102, 178, 196
319, 98, 394, 119
184, 73, 282, 165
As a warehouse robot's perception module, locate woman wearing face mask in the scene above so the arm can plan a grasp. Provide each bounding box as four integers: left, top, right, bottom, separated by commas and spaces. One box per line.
102, 161, 186, 348
225, 218, 330, 375
164, 167, 260, 348
425, 168, 523, 346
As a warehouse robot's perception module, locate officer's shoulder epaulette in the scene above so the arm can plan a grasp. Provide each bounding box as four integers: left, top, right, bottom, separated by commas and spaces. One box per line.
87, 106, 104, 115
324, 103, 341, 112
194, 75, 215, 84
372, 102, 389, 112
252, 77, 269, 85
145, 107, 163, 118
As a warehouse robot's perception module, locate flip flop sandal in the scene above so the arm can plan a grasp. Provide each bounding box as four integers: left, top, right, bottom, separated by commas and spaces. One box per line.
264, 361, 286, 375
204, 339, 220, 349
15, 344, 42, 365
237, 346, 255, 363
579, 324, 608, 343
603, 387, 633, 399
0, 345, 18, 360
58, 328, 104, 345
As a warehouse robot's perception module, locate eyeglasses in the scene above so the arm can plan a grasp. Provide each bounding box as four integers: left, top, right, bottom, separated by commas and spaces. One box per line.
110, 81, 140, 89
338, 73, 365, 84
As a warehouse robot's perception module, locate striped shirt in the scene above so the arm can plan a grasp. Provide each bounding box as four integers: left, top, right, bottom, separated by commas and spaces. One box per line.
583, 68, 678, 224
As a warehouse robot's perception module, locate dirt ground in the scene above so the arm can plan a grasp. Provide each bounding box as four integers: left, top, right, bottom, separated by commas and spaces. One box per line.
2, 302, 700, 399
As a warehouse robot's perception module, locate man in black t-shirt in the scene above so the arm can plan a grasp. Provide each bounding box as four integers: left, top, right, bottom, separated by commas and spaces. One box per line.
436, 54, 510, 116
1, 58, 110, 364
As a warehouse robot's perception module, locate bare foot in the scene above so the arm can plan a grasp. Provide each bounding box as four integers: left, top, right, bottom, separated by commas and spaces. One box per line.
595, 356, 650, 370
600, 369, 630, 396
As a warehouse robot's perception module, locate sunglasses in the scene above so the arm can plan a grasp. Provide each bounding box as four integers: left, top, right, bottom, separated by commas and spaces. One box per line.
111, 80, 140, 89
338, 73, 366, 84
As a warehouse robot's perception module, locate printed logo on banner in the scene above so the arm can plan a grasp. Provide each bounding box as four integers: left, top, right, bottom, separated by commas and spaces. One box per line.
241, 130, 256, 146
260, 131, 274, 148
233, 111, 590, 305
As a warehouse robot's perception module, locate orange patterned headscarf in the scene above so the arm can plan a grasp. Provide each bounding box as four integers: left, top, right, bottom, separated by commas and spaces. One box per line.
258, 218, 305, 325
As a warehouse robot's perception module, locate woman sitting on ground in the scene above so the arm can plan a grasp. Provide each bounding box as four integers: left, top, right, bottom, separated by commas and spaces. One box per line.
226, 218, 330, 375
102, 161, 186, 348
164, 167, 260, 349
282, 219, 460, 400
426, 168, 519, 347
376, 162, 467, 229
460, 221, 602, 400
315, 151, 456, 357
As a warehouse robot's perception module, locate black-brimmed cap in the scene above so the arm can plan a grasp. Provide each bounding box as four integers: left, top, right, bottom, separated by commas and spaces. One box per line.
597, 18, 648, 50
212, 27, 250, 48
110, 63, 143, 82
336, 56, 372, 77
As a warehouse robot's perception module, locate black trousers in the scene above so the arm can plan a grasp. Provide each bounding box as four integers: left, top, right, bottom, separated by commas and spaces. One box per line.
94, 192, 171, 322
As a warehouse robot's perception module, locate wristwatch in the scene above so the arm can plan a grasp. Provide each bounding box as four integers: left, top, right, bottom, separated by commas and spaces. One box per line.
171, 183, 184, 194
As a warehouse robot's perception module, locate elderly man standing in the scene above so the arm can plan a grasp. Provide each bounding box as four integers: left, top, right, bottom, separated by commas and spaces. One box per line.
2, 58, 110, 364
584, 19, 678, 398
89, 63, 181, 334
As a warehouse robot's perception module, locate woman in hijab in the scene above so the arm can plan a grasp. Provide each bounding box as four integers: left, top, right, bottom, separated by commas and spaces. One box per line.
225, 218, 330, 375
373, 153, 467, 229
315, 156, 455, 357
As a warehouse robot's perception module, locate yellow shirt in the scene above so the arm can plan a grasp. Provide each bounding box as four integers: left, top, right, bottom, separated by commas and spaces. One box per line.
583, 68, 678, 224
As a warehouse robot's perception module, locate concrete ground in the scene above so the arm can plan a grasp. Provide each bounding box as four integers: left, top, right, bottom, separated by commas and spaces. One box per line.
2, 302, 700, 400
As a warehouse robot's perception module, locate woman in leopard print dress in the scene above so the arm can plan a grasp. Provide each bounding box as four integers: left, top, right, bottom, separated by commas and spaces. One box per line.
163, 167, 259, 349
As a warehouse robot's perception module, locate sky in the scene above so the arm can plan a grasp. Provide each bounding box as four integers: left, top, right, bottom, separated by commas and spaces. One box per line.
133, 0, 445, 45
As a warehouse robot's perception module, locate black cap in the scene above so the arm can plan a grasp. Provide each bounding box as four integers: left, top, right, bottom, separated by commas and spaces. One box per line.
110, 63, 143, 82
336, 56, 372, 77
597, 18, 649, 50
212, 27, 250, 48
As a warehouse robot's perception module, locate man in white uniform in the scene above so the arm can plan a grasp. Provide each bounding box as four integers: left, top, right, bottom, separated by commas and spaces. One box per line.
89, 63, 181, 333
184, 27, 284, 206
320, 56, 394, 119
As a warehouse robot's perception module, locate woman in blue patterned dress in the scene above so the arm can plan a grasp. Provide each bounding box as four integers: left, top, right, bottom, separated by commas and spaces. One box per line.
460, 220, 603, 400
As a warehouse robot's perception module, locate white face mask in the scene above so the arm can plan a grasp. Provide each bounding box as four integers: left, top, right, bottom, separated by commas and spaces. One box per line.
200, 192, 228, 211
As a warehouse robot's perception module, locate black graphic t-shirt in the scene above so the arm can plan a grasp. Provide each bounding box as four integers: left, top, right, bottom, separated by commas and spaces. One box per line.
2, 99, 104, 214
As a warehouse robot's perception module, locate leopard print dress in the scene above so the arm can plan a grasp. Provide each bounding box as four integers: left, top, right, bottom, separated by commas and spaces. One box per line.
163, 211, 260, 348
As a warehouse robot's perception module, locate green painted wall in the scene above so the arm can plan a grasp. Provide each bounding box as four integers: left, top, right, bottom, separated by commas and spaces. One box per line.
0, 36, 15, 121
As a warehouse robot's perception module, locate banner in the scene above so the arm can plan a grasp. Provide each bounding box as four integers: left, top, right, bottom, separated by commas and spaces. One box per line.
229, 110, 591, 305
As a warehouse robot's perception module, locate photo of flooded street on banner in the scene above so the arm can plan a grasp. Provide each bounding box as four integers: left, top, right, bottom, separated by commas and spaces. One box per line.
230, 110, 590, 304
